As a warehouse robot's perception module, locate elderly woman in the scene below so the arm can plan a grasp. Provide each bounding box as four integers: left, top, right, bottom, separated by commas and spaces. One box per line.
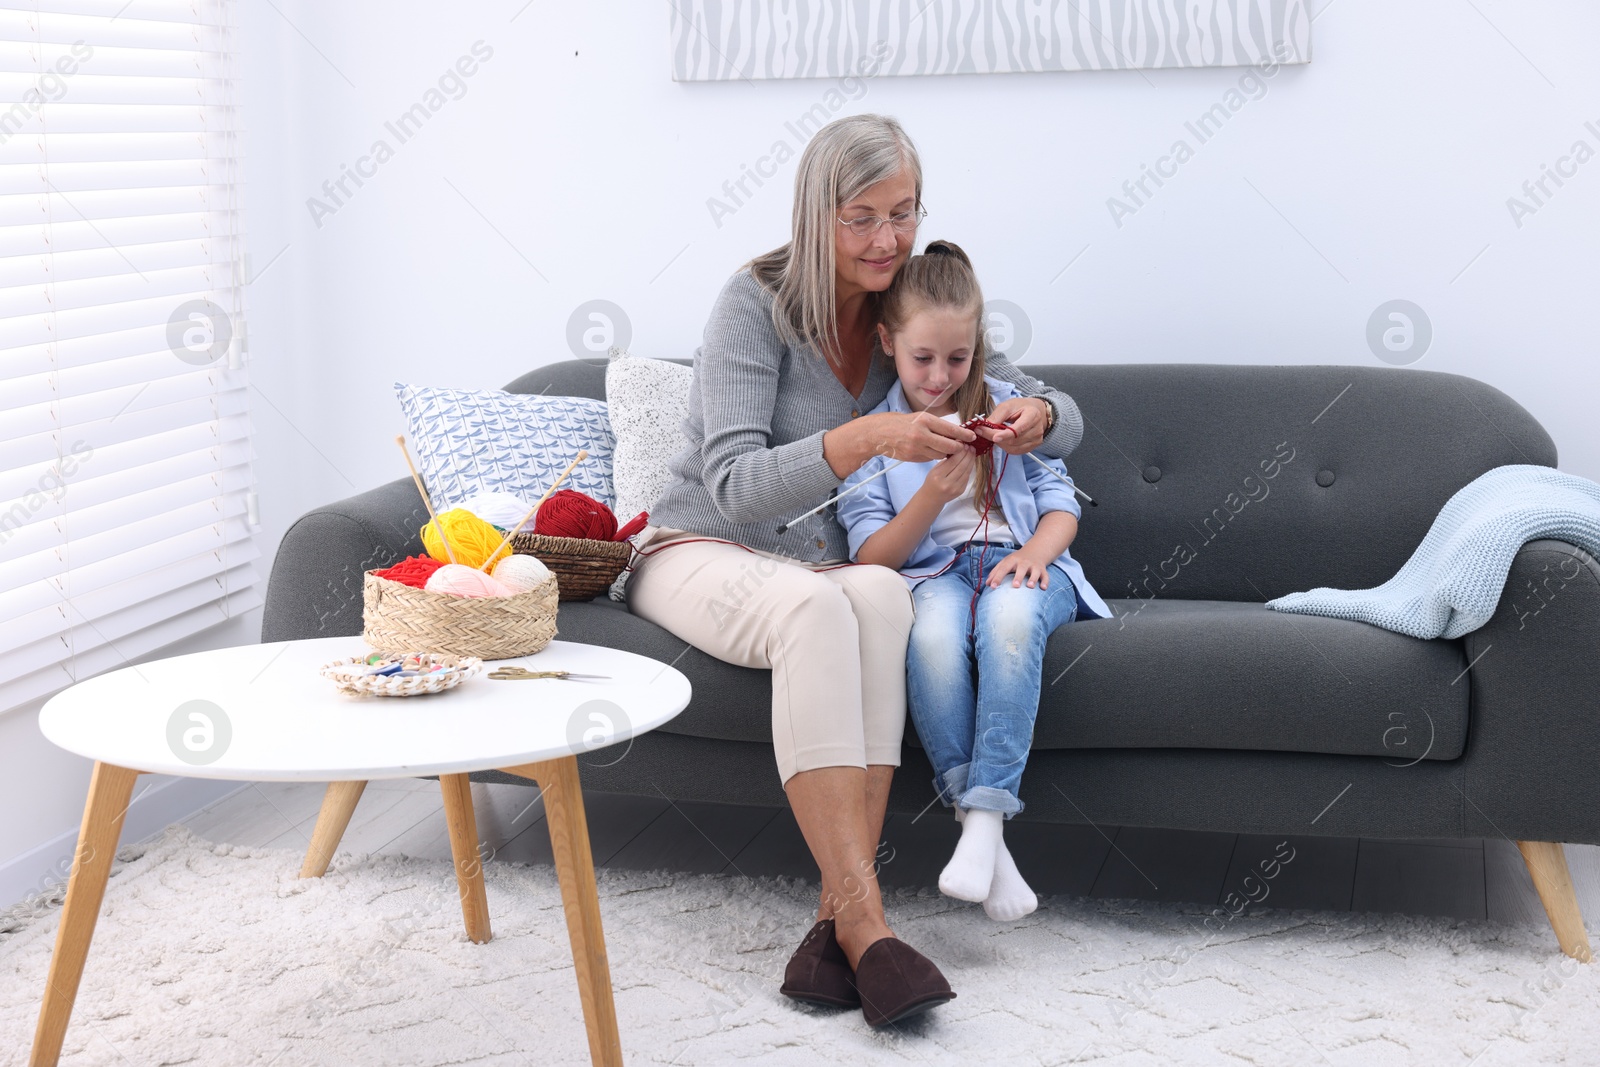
627, 114, 1084, 1028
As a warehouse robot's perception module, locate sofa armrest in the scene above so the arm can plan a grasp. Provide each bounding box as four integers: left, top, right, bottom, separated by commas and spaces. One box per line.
1461, 538, 1600, 843
262, 476, 429, 642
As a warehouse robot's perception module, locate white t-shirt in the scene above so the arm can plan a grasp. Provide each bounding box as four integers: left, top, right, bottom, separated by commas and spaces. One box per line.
924, 413, 1017, 549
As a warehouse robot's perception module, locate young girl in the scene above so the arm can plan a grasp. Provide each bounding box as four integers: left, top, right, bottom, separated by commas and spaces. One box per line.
836, 240, 1109, 921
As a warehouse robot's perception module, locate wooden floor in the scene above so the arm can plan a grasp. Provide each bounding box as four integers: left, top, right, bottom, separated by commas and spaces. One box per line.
178, 778, 1600, 927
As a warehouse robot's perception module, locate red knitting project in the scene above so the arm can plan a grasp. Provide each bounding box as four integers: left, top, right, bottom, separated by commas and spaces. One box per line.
372, 554, 445, 588
961, 415, 1012, 456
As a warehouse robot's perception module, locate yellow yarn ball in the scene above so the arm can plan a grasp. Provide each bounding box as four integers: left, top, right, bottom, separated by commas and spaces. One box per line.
421, 508, 512, 571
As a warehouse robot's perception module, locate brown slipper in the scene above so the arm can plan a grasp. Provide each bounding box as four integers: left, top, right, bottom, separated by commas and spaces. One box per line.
779, 919, 860, 1009
850, 937, 956, 1027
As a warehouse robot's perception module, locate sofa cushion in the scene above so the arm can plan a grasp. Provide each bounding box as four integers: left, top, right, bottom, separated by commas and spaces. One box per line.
1029, 598, 1467, 761
552, 597, 1469, 763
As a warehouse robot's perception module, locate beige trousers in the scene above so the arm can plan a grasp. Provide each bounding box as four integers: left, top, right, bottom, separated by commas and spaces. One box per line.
624, 526, 915, 785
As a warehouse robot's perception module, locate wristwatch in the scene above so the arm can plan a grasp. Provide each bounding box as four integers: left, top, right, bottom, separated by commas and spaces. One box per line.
1040, 396, 1057, 435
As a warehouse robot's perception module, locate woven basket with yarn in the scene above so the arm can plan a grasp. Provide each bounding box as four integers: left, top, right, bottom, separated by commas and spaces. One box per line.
361, 570, 559, 659
508, 533, 630, 602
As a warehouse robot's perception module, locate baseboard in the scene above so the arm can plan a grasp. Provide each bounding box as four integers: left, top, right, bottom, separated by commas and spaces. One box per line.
0, 775, 248, 913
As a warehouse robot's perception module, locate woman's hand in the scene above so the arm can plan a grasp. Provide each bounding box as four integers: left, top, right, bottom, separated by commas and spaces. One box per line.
871, 410, 976, 463
824, 410, 974, 479
825, 409, 972, 479
988, 548, 1054, 589
918, 446, 977, 506
974, 396, 1052, 455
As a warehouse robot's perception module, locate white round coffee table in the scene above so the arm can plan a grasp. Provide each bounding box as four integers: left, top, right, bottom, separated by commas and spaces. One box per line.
28, 635, 690, 1067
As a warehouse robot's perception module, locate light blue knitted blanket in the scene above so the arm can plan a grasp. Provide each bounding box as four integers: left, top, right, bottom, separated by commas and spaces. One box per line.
1267, 464, 1600, 639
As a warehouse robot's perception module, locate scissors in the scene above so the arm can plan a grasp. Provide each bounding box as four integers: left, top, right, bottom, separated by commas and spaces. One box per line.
487, 667, 611, 682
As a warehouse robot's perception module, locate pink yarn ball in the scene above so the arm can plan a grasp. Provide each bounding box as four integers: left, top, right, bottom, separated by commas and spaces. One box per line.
425, 563, 516, 598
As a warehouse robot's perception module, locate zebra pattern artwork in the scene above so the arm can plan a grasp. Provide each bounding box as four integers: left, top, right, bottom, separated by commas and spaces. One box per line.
670, 0, 1311, 81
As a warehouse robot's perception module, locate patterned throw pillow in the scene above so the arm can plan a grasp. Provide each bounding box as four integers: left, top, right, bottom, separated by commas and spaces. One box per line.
394, 383, 615, 511
604, 352, 693, 601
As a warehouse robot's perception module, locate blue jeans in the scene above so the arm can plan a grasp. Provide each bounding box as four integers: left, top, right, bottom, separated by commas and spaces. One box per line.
905, 542, 1079, 819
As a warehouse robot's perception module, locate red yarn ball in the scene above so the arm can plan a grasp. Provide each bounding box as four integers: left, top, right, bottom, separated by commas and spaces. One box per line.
372, 554, 445, 588
535, 489, 617, 540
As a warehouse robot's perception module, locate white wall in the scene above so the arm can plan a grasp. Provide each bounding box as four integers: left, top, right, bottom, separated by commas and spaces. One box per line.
242, 0, 1598, 529
6, 0, 1597, 900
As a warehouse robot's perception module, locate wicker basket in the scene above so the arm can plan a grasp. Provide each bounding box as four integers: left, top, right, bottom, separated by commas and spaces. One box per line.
361, 571, 558, 659
510, 533, 631, 602
319, 652, 484, 697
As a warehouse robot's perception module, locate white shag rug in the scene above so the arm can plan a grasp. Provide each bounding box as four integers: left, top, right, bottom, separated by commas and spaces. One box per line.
2, 825, 1596, 1066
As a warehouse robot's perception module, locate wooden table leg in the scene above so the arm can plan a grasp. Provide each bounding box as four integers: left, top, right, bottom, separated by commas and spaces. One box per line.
30, 761, 142, 1067
439, 774, 492, 944
500, 757, 622, 1067
300, 781, 367, 878
1518, 840, 1594, 962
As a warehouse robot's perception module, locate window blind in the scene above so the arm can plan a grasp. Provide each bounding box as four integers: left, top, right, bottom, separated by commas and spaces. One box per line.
0, 0, 257, 714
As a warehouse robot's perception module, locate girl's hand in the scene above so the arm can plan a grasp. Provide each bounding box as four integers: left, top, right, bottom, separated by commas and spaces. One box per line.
975, 397, 1051, 455
870, 410, 976, 463
919, 446, 977, 505
988, 549, 1053, 589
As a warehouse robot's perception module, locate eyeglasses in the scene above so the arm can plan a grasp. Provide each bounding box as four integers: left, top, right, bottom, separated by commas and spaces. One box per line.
836, 205, 927, 237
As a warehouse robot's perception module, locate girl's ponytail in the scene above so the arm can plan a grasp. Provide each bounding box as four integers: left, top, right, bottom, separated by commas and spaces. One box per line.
921, 239, 972, 268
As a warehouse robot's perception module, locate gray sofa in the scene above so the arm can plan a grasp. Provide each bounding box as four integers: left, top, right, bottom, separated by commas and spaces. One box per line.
263, 359, 1599, 958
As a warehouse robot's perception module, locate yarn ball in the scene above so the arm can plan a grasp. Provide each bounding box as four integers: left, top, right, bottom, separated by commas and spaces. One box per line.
536, 490, 617, 540
456, 489, 537, 534
491, 553, 553, 593
424, 563, 516, 598
422, 508, 513, 570
371, 554, 444, 589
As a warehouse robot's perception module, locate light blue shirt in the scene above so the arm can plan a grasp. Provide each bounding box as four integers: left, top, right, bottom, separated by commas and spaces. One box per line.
836, 376, 1111, 619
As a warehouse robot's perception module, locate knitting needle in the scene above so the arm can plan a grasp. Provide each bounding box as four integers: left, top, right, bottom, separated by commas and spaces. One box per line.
776, 460, 903, 535
395, 434, 458, 565
777, 392, 1100, 533
776, 450, 1096, 534
777, 379, 961, 536
971, 411, 1098, 506
1022, 453, 1098, 507
478, 449, 589, 572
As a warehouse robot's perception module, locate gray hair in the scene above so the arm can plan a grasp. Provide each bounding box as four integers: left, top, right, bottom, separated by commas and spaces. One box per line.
744, 114, 922, 367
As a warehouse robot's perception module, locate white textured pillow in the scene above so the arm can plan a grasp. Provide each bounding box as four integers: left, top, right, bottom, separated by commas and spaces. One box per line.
605, 352, 693, 601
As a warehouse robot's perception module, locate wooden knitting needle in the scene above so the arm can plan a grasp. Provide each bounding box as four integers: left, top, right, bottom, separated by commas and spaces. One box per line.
395, 434, 458, 564
477, 449, 589, 572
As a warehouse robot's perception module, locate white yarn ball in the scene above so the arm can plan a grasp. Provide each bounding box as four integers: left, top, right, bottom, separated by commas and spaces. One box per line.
491, 553, 552, 593
455, 489, 537, 534
425, 563, 516, 598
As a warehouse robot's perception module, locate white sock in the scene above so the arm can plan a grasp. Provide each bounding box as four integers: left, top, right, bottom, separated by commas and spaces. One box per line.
952, 806, 1038, 920
983, 838, 1038, 921
939, 808, 1002, 902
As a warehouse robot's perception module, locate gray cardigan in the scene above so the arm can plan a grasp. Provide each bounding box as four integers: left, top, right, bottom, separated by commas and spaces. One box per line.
650, 269, 1087, 562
